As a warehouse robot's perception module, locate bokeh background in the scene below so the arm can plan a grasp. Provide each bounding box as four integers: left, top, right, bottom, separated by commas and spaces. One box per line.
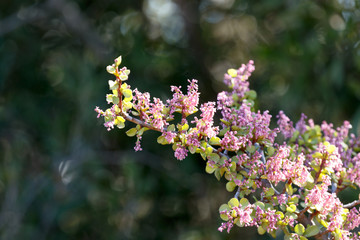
1, 0, 360, 239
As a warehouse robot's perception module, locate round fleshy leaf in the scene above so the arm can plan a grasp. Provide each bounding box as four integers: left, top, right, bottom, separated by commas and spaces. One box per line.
226, 181, 236, 192
106, 65, 116, 74
239, 198, 249, 208
126, 128, 137, 137
119, 73, 128, 81
205, 162, 217, 174
228, 198, 240, 208
116, 116, 125, 122
303, 225, 320, 237
230, 162, 236, 172
108, 80, 118, 90
267, 146, 275, 156
286, 204, 296, 213
114, 56, 122, 67
257, 226, 266, 235
295, 224, 305, 235
285, 183, 293, 195
208, 153, 220, 162
312, 152, 323, 159
254, 201, 265, 210
227, 68, 237, 78
265, 188, 275, 197
122, 89, 132, 99
209, 136, 221, 145
116, 121, 125, 129
157, 136, 167, 145
245, 90, 257, 100
205, 147, 213, 155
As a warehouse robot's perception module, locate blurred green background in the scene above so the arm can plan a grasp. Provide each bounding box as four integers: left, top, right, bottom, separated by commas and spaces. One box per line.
0, 0, 360, 239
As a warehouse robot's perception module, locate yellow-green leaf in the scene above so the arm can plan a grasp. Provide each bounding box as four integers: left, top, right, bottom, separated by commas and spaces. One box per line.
226, 182, 236, 192
294, 224, 305, 235
303, 225, 319, 237
257, 226, 266, 235
114, 56, 122, 67
106, 65, 116, 74
122, 89, 132, 99
209, 136, 221, 145
228, 198, 240, 208
126, 128, 137, 137
108, 80, 118, 90
227, 68, 237, 78
208, 153, 220, 162
239, 198, 250, 208
205, 162, 217, 174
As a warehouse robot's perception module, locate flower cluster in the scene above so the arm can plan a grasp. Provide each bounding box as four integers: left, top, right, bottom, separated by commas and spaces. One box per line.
96, 56, 360, 240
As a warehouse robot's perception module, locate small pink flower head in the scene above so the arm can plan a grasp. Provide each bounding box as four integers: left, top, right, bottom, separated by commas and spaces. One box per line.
162, 131, 177, 144
345, 207, 360, 231
134, 135, 142, 151
168, 79, 200, 116
295, 113, 308, 134
277, 111, 294, 139
347, 153, 360, 188
291, 153, 311, 187
149, 97, 167, 131
174, 144, 188, 160
95, 106, 104, 118
133, 88, 151, 112
265, 145, 292, 185
220, 131, 247, 152
314, 142, 344, 173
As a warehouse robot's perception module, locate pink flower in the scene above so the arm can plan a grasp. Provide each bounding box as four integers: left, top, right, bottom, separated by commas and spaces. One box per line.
220, 131, 247, 152
345, 208, 360, 231
168, 79, 200, 116
305, 182, 343, 226
295, 113, 307, 134
149, 97, 167, 130
134, 135, 142, 151
265, 145, 292, 185
133, 89, 150, 112
162, 131, 177, 144
94, 106, 104, 118
277, 111, 294, 139
193, 102, 219, 138
174, 144, 188, 160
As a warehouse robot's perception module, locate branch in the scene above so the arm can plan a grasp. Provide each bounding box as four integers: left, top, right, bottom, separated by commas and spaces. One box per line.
121, 112, 163, 133
344, 199, 360, 208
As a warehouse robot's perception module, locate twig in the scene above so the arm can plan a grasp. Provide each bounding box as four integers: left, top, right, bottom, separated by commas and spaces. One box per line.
344, 199, 360, 208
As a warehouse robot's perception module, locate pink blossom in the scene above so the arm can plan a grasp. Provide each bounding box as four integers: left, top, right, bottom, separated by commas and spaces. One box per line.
277, 194, 288, 205
185, 131, 200, 147
149, 97, 167, 130
162, 131, 177, 144
220, 131, 247, 152
314, 142, 344, 174
94, 106, 104, 118
265, 145, 292, 185
305, 182, 343, 224
295, 113, 307, 134
104, 120, 115, 131
133, 89, 150, 112
277, 111, 294, 139
193, 102, 219, 138
345, 208, 360, 231
223, 60, 254, 99
174, 144, 188, 160
168, 79, 199, 116
291, 153, 311, 187
134, 135, 142, 151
